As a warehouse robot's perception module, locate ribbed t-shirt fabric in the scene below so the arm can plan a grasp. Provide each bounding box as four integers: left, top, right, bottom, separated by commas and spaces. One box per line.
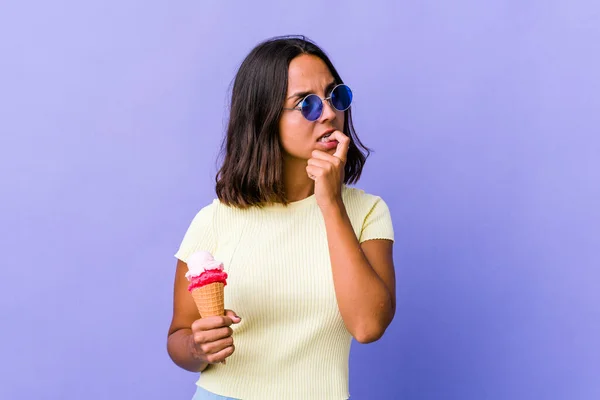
174, 185, 394, 399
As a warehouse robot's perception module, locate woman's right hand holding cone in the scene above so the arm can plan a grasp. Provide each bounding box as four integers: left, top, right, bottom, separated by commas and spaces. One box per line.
189, 309, 241, 365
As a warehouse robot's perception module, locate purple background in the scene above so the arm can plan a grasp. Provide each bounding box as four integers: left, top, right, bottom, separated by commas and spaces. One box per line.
1, 1, 599, 399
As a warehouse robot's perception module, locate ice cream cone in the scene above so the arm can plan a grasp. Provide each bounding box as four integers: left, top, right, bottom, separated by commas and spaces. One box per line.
191, 281, 225, 317
186, 251, 229, 364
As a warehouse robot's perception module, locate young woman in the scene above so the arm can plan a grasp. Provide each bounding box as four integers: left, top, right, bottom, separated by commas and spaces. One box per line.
167, 36, 396, 400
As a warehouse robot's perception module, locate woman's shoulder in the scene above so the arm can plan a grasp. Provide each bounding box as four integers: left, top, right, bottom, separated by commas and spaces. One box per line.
191, 198, 220, 217
342, 185, 392, 222
342, 185, 388, 206
183, 198, 220, 229
185, 198, 233, 229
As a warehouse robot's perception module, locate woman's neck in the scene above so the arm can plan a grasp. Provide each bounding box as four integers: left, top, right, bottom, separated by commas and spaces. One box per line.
283, 157, 315, 202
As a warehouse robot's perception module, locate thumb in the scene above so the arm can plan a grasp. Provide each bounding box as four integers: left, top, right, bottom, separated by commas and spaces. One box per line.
225, 309, 241, 323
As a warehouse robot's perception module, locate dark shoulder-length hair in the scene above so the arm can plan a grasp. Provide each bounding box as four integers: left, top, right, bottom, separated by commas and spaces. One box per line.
215, 35, 371, 208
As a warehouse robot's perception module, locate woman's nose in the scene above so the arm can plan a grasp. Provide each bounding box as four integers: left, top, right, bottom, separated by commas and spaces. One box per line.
319, 98, 337, 122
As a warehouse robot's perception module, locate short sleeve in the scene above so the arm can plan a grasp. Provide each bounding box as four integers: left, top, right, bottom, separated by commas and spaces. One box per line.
174, 201, 217, 263
359, 197, 395, 243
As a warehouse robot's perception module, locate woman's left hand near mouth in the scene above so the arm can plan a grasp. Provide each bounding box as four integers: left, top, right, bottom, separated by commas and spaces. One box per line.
306, 130, 351, 211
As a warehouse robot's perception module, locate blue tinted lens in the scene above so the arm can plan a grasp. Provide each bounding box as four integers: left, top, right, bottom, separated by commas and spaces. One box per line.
331, 85, 353, 111
301, 94, 323, 121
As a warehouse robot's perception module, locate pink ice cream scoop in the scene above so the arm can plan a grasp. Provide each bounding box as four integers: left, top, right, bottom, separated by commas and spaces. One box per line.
185, 251, 228, 291
185, 251, 228, 318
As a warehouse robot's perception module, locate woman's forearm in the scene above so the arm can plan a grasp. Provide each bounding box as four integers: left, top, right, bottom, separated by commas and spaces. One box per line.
167, 329, 209, 373
322, 202, 394, 343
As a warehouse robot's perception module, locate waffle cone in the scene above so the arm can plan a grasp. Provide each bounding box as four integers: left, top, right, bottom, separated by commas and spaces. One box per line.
191, 282, 225, 317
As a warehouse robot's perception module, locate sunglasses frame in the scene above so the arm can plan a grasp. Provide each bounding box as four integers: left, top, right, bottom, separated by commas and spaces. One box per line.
283, 84, 353, 121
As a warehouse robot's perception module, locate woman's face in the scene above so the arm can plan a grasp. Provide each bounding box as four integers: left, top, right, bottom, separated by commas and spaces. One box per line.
279, 54, 345, 161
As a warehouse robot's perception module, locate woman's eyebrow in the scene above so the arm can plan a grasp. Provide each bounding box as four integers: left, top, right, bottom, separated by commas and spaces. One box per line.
287, 90, 311, 101
324, 81, 337, 94
287, 81, 337, 101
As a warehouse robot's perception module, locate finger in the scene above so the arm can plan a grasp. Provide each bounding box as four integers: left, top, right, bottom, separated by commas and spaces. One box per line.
224, 309, 242, 324
331, 130, 350, 162
306, 165, 323, 180
201, 336, 234, 355
307, 158, 331, 169
310, 149, 332, 161
206, 344, 236, 364
192, 315, 234, 331
194, 326, 234, 344
310, 150, 338, 163
311, 151, 343, 170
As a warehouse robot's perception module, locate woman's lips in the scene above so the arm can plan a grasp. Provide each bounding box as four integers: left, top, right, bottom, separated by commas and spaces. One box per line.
316, 139, 339, 150
317, 130, 336, 142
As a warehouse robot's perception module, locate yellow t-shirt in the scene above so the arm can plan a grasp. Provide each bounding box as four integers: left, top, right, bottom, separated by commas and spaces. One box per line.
174, 185, 394, 400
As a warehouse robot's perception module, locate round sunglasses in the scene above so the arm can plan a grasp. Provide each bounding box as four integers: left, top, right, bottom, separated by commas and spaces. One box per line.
283, 84, 353, 121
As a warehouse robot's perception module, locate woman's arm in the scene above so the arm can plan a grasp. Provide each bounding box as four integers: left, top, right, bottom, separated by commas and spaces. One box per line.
306, 130, 396, 343
167, 260, 210, 372
322, 205, 396, 343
